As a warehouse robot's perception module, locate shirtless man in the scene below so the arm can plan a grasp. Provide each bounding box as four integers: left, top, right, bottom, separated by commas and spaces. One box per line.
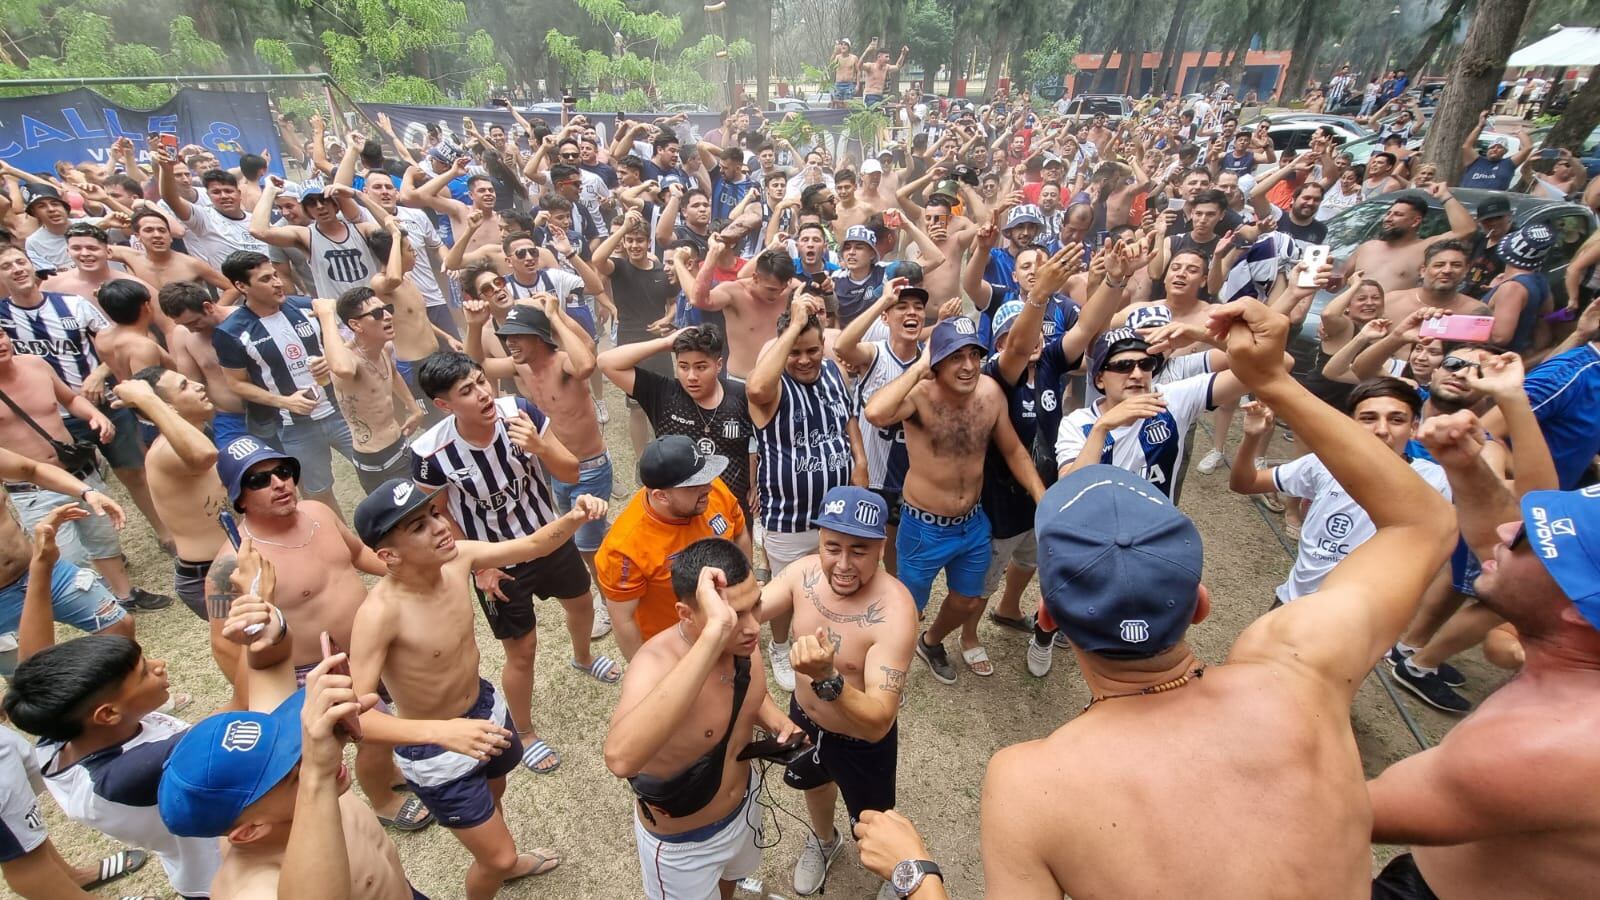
855, 161, 893, 219
605, 538, 801, 899
157, 280, 249, 446
757, 486, 918, 897
93, 281, 174, 381
830, 39, 862, 108
693, 243, 800, 379
368, 217, 454, 374
859, 42, 908, 108
208, 437, 429, 833
114, 210, 236, 301
158, 557, 414, 900
833, 171, 873, 232
350, 481, 602, 899
894, 184, 977, 308
1346, 184, 1478, 294
1368, 405, 1600, 900
311, 294, 422, 494
972, 300, 1458, 897
42, 223, 176, 338
411, 158, 504, 256
1382, 239, 1489, 322
865, 317, 1044, 683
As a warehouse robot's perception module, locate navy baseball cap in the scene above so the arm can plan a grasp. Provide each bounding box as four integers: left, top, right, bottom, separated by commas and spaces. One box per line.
991, 299, 1026, 341
929, 316, 984, 367
159, 689, 306, 837
814, 486, 888, 540
1036, 466, 1204, 658
354, 478, 433, 549
1089, 326, 1162, 381
1519, 487, 1600, 631
639, 434, 729, 490
1003, 204, 1044, 231
218, 436, 299, 510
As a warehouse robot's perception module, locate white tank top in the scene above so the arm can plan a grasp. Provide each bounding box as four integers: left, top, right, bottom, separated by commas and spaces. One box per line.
308, 220, 380, 299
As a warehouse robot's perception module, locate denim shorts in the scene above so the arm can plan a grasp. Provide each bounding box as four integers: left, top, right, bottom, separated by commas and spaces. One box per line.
0, 560, 125, 656
549, 452, 613, 553
8, 472, 121, 563
274, 414, 355, 496
895, 504, 992, 611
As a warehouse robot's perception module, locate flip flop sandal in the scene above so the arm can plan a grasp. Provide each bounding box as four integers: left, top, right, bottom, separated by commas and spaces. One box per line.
85, 848, 148, 889
378, 795, 434, 832
571, 655, 622, 684
522, 739, 562, 774
159, 693, 192, 715
988, 612, 1035, 633
962, 646, 994, 677
1258, 493, 1286, 514
507, 849, 562, 881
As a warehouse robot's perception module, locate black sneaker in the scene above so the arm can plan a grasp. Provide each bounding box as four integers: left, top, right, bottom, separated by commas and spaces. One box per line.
914, 632, 957, 685
1386, 646, 1466, 688
1391, 661, 1472, 713
119, 588, 174, 612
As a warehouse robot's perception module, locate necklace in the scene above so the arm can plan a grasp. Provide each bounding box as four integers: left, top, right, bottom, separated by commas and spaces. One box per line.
1084, 665, 1205, 711
241, 519, 320, 550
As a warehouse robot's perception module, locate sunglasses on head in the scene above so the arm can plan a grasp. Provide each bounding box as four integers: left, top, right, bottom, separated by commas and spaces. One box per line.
1439, 356, 1483, 375
358, 304, 395, 321
240, 462, 298, 491
1102, 356, 1160, 375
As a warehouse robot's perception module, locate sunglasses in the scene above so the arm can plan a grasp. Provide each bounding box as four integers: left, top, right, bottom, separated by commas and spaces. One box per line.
559, 153, 580, 160
1439, 356, 1483, 375
513, 248, 539, 260
1509, 524, 1527, 552
358, 304, 395, 321
240, 462, 298, 491
1101, 356, 1160, 375
478, 275, 507, 291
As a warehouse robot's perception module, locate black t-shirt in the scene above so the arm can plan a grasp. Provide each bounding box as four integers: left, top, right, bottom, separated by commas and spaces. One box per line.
1275, 214, 1328, 246
674, 224, 710, 259
630, 368, 754, 508
609, 258, 678, 346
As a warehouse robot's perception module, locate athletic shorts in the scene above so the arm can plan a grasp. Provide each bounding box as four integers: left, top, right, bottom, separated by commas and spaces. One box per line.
0, 727, 46, 863
66, 404, 143, 470
784, 697, 896, 823
895, 504, 991, 611
763, 529, 819, 576
1450, 538, 1481, 597
8, 473, 122, 563
393, 679, 522, 830
864, 94, 884, 108
549, 453, 613, 553
982, 529, 1038, 597
833, 81, 856, 101
174, 558, 211, 621
868, 488, 903, 527
353, 437, 412, 495
473, 539, 592, 640
274, 415, 355, 497
0, 560, 124, 675
634, 769, 762, 900
1371, 853, 1440, 900
210, 411, 249, 449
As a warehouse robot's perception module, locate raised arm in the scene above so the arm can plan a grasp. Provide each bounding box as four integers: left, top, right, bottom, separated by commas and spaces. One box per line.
962, 212, 1000, 310
598, 331, 675, 397
248, 180, 308, 249
111, 380, 217, 472
834, 279, 901, 370
864, 342, 930, 428
154, 146, 193, 222
1460, 111, 1490, 171
747, 293, 820, 422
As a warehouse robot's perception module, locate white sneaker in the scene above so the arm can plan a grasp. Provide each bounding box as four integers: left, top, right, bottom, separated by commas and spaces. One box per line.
793, 830, 842, 895
770, 639, 796, 692
1027, 637, 1054, 677
594, 397, 610, 424
1197, 448, 1225, 474
590, 596, 613, 639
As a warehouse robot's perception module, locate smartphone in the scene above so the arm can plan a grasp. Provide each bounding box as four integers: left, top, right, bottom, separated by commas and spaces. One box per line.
218, 511, 242, 549
1420, 314, 1494, 342
1166, 197, 1185, 212
159, 133, 178, 151
319, 632, 364, 742
1298, 244, 1331, 288
883, 209, 903, 229
562, 96, 577, 106
490, 97, 509, 108
1537, 148, 1560, 160
737, 733, 808, 765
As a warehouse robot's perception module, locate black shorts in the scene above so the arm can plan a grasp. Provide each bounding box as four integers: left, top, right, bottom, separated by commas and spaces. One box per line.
1371, 853, 1439, 900
174, 558, 211, 621
472, 538, 591, 640
869, 488, 903, 527
783, 696, 897, 823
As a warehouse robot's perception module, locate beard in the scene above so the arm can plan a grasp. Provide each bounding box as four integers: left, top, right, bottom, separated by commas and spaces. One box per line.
1378, 225, 1407, 242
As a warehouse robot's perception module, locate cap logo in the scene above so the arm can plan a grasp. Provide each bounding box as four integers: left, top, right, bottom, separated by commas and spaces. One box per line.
220, 720, 263, 752
822, 499, 846, 516
953, 318, 976, 336
854, 500, 882, 527
1119, 619, 1150, 643
391, 482, 414, 505
1530, 506, 1571, 559
227, 438, 263, 460
1581, 485, 1600, 499
1040, 389, 1058, 412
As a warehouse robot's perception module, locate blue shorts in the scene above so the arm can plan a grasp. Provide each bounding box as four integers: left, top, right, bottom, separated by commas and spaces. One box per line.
393, 679, 522, 830
8, 473, 121, 563
1450, 538, 1481, 597
273, 414, 355, 496
895, 504, 991, 611
549, 453, 613, 553
864, 94, 884, 108
833, 81, 856, 101
66, 404, 144, 470
210, 411, 248, 449
0, 560, 125, 656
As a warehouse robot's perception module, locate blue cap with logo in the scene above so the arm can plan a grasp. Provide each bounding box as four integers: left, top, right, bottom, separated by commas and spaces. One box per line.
991, 299, 1026, 342
814, 486, 888, 540
1035, 466, 1204, 658
1003, 204, 1045, 231
158, 689, 306, 837
843, 224, 878, 256
217, 437, 299, 511
929, 315, 985, 367
1520, 486, 1600, 630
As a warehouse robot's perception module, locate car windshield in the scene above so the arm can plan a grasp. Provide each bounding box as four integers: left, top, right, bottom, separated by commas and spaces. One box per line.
1325, 202, 1453, 261
1076, 98, 1125, 116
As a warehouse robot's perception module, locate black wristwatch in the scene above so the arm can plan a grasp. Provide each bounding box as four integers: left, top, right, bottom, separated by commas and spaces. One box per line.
892, 860, 942, 897
811, 671, 844, 701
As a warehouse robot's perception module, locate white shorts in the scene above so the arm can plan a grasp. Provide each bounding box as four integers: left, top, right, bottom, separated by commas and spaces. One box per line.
0, 728, 47, 863
763, 529, 820, 576
633, 772, 762, 900
982, 529, 1039, 596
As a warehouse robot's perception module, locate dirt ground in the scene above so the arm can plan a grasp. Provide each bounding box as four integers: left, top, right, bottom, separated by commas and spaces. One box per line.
16, 395, 1505, 899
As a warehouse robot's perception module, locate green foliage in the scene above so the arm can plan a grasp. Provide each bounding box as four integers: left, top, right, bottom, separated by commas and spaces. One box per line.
253, 39, 299, 75
545, 0, 751, 106
904, 1, 956, 72
0, 12, 225, 106
1021, 33, 1081, 87
771, 113, 817, 148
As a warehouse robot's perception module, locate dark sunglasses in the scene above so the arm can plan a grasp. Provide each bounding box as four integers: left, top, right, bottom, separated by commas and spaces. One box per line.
1101, 356, 1160, 375
358, 304, 395, 320
240, 462, 298, 491
513, 248, 539, 259
559, 153, 580, 160
1509, 524, 1527, 552
1440, 356, 1483, 375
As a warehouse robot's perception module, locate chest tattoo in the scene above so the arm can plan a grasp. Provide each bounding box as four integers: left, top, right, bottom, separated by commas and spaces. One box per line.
803, 567, 886, 628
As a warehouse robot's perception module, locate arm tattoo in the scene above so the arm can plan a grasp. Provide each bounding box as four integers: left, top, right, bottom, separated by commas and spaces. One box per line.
878, 665, 906, 694
206, 554, 240, 620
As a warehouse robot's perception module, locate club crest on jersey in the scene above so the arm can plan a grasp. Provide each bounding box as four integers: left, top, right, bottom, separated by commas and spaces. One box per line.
295, 322, 315, 338
227, 438, 263, 460
1142, 419, 1173, 444
710, 514, 729, 535
221, 720, 262, 752
59, 317, 80, 330
1119, 619, 1150, 643
1039, 390, 1057, 412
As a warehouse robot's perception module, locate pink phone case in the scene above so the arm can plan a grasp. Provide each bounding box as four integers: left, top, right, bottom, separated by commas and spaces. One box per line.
1419, 315, 1493, 342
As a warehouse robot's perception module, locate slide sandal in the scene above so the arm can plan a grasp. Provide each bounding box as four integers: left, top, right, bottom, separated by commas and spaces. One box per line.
988, 612, 1034, 633
522, 739, 562, 774
571, 655, 622, 685
378, 796, 434, 832
85, 848, 147, 890
962, 645, 994, 677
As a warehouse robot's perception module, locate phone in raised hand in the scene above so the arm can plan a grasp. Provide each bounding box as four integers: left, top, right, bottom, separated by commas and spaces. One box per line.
1419, 314, 1493, 342
319, 632, 364, 742
1298, 244, 1330, 288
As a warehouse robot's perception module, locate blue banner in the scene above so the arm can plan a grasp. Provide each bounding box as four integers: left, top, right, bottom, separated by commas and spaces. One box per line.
0, 88, 284, 176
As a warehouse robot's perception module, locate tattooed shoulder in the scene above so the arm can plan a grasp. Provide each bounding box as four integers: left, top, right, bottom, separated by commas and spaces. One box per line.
878, 665, 906, 694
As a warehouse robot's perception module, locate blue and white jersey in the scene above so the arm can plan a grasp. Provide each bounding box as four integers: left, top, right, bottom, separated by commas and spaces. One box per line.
0, 727, 45, 864
977, 291, 1077, 351
854, 340, 918, 492
35, 712, 221, 897
0, 292, 106, 392
411, 396, 561, 542
1056, 373, 1217, 496
212, 295, 336, 432
830, 262, 891, 326
755, 359, 854, 532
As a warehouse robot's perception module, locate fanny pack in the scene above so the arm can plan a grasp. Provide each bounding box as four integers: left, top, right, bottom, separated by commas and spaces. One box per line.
0, 387, 99, 476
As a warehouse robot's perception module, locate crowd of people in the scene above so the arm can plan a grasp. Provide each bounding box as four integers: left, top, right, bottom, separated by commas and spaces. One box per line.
0, 44, 1599, 900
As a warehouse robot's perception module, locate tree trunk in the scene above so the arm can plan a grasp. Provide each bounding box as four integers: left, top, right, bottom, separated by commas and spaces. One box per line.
1219, 21, 1252, 92
1119, 29, 1144, 96
1421, 0, 1535, 183
1545, 65, 1600, 152
985, 22, 1013, 99
1405, 0, 1472, 77
1154, 0, 1194, 92
1279, 5, 1320, 101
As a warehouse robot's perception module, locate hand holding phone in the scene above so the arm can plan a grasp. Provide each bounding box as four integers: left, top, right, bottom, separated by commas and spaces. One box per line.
1419, 314, 1494, 342
1298, 244, 1331, 288
320, 632, 364, 742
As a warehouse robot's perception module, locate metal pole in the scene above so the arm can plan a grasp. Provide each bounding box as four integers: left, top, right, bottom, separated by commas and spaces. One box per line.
0, 73, 333, 89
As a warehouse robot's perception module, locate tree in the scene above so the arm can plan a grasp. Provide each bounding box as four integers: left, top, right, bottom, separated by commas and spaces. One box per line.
1404, 0, 1472, 78
1420, 0, 1535, 183
904, 1, 955, 80
1153, 0, 1197, 93
543, 0, 751, 111
1544, 65, 1600, 154
0, 5, 225, 105
1020, 33, 1081, 91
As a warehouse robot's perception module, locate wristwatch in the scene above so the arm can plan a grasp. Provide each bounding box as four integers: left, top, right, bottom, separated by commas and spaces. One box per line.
891, 860, 942, 897
811, 671, 844, 701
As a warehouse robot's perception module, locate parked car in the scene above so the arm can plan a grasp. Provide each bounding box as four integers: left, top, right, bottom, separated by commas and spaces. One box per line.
1336, 131, 1523, 167
1528, 122, 1600, 178
1247, 112, 1372, 139
1061, 94, 1133, 122
1290, 189, 1597, 374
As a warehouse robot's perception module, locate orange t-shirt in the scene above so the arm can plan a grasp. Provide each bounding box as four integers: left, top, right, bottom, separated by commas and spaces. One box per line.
595, 479, 746, 643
